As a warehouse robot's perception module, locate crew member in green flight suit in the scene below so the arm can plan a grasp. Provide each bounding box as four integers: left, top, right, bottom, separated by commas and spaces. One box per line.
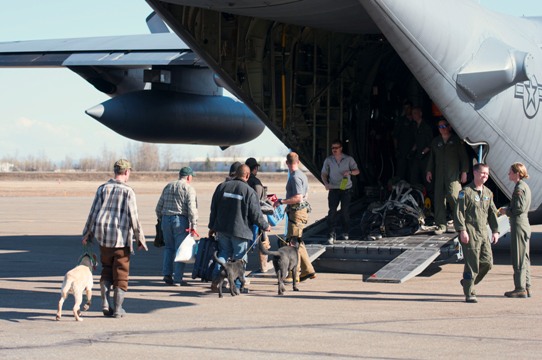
454, 163, 499, 303
499, 162, 532, 298
426, 119, 469, 235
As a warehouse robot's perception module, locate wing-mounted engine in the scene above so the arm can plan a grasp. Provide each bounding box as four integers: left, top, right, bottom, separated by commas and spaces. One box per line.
0, 28, 264, 147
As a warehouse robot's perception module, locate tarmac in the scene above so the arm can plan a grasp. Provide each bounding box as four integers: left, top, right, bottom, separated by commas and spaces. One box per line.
1, 178, 542, 359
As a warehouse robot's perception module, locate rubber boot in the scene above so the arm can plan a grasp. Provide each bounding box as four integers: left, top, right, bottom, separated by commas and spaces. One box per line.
113, 287, 127, 319
100, 280, 114, 316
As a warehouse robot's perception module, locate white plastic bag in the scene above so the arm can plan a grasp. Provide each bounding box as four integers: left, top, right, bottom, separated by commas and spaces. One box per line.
174, 234, 197, 263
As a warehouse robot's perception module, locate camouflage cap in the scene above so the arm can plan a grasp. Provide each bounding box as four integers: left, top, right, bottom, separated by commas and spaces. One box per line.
179, 166, 194, 177
114, 159, 132, 171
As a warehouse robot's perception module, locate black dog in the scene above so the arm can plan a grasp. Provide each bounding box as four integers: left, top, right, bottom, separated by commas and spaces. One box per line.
212, 252, 247, 298
260, 241, 299, 295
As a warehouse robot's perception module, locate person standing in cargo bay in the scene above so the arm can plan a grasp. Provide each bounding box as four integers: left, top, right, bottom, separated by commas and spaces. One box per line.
321, 139, 360, 244
454, 163, 499, 303
426, 119, 469, 235
408, 107, 433, 189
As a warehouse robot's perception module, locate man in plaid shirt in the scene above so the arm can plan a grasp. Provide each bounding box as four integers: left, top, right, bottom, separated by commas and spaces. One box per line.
155, 166, 198, 287
82, 159, 147, 318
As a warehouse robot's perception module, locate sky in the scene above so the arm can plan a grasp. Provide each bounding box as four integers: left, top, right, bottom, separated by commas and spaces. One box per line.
0, 0, 541, 163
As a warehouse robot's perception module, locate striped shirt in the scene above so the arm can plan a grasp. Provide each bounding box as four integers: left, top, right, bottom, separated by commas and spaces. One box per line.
155, 179, 198, 228
82, 179, 144, 249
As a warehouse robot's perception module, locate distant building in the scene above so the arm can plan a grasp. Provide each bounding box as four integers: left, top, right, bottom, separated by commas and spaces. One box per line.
0, 162, 15, 172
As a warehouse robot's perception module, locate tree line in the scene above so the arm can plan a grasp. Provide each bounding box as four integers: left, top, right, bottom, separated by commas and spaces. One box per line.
1, 142, 251, 172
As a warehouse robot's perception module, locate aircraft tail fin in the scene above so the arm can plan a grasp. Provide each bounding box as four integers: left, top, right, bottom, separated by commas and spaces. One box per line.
146, 12, 169, 34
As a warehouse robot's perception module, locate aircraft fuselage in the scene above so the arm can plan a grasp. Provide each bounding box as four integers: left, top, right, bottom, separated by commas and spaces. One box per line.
148, 0, 542, 214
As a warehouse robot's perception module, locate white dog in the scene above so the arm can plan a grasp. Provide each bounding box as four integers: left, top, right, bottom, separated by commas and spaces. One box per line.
56, 253, 96, 321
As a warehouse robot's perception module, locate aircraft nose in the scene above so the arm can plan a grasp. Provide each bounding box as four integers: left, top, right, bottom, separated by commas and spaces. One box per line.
85, 104, 105, 120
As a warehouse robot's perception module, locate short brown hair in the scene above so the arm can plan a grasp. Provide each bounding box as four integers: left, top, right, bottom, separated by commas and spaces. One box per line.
511, 162, 529, 179
286, 152, 299, 164
331, 139, 342, 147
473, 163, 489, 173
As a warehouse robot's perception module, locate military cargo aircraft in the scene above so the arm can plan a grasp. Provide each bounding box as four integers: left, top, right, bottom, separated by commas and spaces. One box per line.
1, 0, 541, 282
140, 0, 542, 281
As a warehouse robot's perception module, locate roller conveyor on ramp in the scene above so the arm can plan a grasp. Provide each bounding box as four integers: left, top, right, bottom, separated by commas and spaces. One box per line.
364, 234, 458, 283
361, 215, 512, 283
304, 231, 461, 282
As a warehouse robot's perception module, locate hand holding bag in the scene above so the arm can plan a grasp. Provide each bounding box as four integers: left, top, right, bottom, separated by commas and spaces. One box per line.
154, 219, 165, 247
267, 204, 286, 226
174, 234, 197, 263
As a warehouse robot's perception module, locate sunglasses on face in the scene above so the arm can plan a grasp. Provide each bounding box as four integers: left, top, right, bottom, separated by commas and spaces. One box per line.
438, 124, 449, 129
331, 146, 341, 150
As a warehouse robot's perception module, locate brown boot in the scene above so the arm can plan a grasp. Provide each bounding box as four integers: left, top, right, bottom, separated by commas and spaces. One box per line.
504, 289, 527, 298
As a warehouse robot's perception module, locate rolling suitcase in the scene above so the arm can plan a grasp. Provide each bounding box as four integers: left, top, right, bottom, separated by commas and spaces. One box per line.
191, 236, 218, 282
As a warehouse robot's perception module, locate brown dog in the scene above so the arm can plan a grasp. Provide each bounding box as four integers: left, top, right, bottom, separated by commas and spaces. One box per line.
56, 254, 96, 321
259, 241, 299, 295
212, 252, 247, 298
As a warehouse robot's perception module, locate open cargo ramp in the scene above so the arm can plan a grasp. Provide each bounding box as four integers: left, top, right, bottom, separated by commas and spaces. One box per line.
306, 231, 461, 279
364, 235, 460, 283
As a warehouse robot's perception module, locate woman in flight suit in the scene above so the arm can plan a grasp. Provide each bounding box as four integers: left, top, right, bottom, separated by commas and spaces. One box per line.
499, 162, 532, 298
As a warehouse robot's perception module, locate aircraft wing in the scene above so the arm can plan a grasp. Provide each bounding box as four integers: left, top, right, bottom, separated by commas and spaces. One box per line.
0, 33, 200, 67
0, 30, 264, 146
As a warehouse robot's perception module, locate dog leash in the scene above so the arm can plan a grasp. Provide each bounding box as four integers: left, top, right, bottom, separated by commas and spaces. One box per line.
243, 232, 262, 258
240, 231, 295, 259
276, 233, 300, 247
78, 243, 98, 270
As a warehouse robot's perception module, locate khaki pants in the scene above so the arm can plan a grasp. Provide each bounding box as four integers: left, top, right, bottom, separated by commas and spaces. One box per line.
287, 208, 315, 277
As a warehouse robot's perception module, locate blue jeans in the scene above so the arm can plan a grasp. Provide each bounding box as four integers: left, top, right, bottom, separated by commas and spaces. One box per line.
212, 232, 248, 287
161, 214, 189, 284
